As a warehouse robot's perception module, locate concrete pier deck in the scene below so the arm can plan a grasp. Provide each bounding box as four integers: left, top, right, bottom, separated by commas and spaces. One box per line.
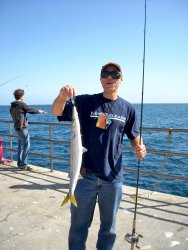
0, 161, 187, 250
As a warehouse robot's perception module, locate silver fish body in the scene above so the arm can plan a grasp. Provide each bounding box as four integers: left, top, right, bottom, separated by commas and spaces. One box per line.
61, 105, 85, 207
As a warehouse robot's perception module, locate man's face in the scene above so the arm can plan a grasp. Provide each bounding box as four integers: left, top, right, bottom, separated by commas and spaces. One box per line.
100, 65, 122, 94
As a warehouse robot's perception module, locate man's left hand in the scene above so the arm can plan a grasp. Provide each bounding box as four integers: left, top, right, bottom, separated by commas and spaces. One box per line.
135, 144, 147, 159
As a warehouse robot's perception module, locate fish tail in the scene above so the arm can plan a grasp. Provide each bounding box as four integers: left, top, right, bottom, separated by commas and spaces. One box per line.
70, 195, 78, 207
61, 194, 70, 207
61, 194, 78, 207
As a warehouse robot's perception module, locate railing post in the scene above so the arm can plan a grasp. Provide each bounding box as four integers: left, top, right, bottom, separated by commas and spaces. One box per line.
9, 123, 13, 161
49, 124, 53, 171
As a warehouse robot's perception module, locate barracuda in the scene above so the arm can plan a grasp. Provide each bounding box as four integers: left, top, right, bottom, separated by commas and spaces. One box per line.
61, 105, 86, 207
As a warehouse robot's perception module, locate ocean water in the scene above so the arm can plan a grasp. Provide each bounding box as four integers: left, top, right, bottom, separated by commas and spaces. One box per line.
0, 103, 188, 197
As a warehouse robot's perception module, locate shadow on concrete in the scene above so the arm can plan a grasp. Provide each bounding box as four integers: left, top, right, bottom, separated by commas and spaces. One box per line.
120, 195, 188, 227
0, 164, 69, 195
9, 183, 69, 191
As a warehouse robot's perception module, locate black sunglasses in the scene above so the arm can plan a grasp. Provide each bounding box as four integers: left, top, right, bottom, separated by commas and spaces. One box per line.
100, 71, 121, 79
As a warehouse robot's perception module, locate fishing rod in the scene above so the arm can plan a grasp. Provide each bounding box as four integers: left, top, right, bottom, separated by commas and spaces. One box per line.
0, 76, 48, 113
125, 0, 147, 249
0, 75, 23, 87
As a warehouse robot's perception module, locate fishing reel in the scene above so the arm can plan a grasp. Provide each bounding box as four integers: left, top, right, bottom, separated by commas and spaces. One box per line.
125, 232, 143, 249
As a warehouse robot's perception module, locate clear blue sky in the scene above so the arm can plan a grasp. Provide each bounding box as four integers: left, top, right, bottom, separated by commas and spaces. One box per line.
0, 0, 188, 105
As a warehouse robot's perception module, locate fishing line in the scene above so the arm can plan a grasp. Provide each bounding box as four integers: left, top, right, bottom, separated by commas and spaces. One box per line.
146, 141, 188, 166
125, 0, 147, 249
0, 75, 23, 87
129, 129, 174, 201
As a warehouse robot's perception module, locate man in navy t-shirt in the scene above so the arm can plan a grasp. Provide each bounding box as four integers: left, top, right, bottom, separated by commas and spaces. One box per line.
52, 62, 146, 250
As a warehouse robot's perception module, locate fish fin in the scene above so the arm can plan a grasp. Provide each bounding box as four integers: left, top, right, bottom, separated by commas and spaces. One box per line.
70, 195, 78, 207
82, 147, 87, 153
60, 194, 78, 207
61, 194, 70, 207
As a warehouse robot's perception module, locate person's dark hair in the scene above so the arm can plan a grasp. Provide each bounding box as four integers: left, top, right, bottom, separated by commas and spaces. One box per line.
13, 89, 24, 100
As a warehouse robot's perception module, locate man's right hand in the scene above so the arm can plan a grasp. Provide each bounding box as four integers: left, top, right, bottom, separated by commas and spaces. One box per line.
38, 110, 47, 114
59, 85, 76, 100
51, 84, 76, 116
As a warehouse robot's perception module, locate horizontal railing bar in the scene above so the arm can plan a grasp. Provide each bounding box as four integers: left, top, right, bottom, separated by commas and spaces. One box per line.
3, 148, 69, 162
123, 168, 188, 181
29, 152, 69, 161
30, 137, 71, 144
123, 148, 188, 157
145, 150, 188, 157
1, 120, 188, 133
0, 133, 13, 137
0, 120, 71, 127
0, 134, 70, 144
29, 121, 71, 127
142, 127, 188, 133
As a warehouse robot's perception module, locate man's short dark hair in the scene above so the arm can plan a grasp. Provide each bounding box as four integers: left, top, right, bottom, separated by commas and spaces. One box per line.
13, 89, 24, 100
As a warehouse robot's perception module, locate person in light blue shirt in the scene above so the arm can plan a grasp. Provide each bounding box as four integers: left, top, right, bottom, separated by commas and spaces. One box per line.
52, 62, 147, 250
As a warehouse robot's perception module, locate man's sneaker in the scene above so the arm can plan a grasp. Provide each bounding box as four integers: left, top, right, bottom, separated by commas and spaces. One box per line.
19, 165, 32, 171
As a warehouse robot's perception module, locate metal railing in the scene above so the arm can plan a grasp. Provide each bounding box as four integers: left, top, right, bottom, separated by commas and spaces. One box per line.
0, 120, 71, 171
0, 120, 188, 182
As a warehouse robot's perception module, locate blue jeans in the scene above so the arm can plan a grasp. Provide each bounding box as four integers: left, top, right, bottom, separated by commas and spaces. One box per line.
16, 129, 30, 167
68, 172, 122, 250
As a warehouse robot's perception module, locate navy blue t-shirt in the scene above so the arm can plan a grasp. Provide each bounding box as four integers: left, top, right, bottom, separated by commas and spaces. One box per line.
58, 93, 140, 183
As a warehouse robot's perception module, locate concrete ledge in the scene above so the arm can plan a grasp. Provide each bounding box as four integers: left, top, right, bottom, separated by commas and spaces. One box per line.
0, 162, 188, 250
